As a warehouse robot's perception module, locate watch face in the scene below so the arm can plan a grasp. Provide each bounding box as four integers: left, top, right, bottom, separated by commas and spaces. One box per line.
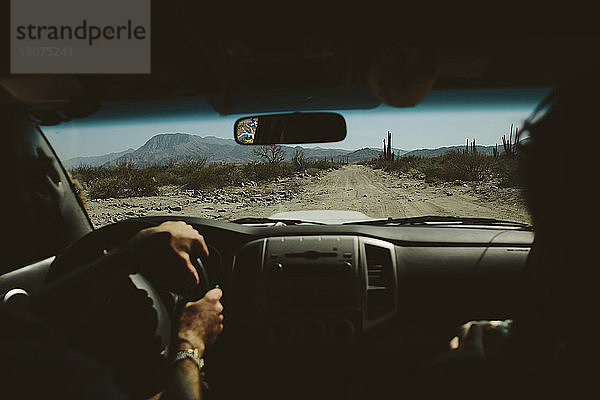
183, 348, 199, 357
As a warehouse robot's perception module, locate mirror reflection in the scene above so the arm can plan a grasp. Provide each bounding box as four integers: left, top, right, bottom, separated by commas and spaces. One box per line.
234, 112, 346, 145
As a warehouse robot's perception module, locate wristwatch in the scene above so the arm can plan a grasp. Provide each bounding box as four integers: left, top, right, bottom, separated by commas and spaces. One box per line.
172, 348, 205, 371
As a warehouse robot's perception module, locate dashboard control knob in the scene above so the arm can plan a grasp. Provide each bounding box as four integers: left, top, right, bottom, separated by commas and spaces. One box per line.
271, 263, 284, 273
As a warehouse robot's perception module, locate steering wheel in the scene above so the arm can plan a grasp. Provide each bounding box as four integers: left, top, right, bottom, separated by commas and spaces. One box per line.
46, 218, 213, 398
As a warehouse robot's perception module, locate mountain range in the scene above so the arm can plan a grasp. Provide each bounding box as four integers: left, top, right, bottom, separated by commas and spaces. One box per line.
63, 133, 500, 168
63, 148, 135, 169
403, 145, 498, 157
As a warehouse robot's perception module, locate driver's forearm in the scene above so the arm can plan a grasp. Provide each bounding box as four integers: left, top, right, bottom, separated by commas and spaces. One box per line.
158, 340, 205, 400
159, 359, 203, 400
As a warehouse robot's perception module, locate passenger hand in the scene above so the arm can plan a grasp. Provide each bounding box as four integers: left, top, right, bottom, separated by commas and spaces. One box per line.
449, 319, 513, 356
128, 221, 210, 286
176, 288, 224, 352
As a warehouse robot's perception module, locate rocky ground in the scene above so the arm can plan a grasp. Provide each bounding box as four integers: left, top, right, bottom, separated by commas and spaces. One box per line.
83, 165, 531, 228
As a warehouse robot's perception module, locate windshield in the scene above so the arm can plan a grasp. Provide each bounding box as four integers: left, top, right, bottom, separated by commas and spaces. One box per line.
43, 88, 549, 228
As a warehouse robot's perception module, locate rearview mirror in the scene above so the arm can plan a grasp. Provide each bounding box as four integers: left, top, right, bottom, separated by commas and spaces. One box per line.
234, 112, 346, 145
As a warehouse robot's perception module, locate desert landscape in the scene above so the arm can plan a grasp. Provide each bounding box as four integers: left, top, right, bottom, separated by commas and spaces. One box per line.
83, 164, 530, 228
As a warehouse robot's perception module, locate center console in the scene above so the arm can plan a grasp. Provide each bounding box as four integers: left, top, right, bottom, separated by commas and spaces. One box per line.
230, 235, 398, 345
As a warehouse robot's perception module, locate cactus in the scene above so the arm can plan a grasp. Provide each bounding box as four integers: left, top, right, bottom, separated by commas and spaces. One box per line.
382, 131, 395, 160
390, 132, 393, 160
502, 124, 517, 157
464, 138, 478, 154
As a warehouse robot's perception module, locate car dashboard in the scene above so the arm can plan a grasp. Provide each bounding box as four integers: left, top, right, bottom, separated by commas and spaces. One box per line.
172, 217, 532, 399
0, 216, 533, 399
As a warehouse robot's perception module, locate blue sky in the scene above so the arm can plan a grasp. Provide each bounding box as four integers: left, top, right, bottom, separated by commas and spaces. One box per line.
44, 88, 551, 160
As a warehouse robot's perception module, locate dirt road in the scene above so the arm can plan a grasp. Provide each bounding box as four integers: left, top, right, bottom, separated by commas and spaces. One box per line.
85, 164, 530, 227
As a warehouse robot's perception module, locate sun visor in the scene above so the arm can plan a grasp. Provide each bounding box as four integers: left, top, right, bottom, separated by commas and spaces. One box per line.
205, 87, 381, 115
0, 75, 101, 125
0, 75, 87, 104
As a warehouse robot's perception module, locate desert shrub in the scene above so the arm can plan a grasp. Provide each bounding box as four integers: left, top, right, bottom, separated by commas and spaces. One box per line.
183, 161, 298, 189
490, 156, 521, 187
303, 159, 346, 172
241, 162, 274, 181
70, 165, 111, 187
252, 145, 286, 165
88, 177, 123, 199
305, 159, 334, 170
418, 151, 489, 182
113, 162, 159, 196
370, 155, 421, 174
144, 163, 176, 186
367, 151, 523, 185
124, 172, 159, 196
366, 158, 388, 170
241, 162, 295, 182
148, 159, 208, 187
81, 162, 158, 198
184, 163, 240, 190
271, 162, 296, 178
152, 167, 184, 186
71, 156, 341, 199
292, 148, 305, 171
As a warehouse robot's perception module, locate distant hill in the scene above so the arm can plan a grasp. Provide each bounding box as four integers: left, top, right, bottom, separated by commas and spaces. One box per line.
345, 148, 382, 163
104, 134, 256, 166
403, 145, 498, 158
64, 148, 135, 168
297, 146, 354, 160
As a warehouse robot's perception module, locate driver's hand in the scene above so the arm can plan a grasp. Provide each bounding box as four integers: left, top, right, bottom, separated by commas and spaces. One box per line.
449, 319, 513, 356
176, 288, 224, 352
128, 221, 209, 286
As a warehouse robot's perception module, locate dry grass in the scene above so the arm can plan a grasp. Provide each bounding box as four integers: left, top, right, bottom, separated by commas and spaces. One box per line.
70, 159, 345, 199
364, 151, 521, 187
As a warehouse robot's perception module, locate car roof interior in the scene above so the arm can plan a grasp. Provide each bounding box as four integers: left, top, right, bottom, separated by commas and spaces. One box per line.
1, 3, 600, 117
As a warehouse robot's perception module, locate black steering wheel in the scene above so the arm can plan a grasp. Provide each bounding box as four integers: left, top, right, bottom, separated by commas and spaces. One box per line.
46, 218, 213, 398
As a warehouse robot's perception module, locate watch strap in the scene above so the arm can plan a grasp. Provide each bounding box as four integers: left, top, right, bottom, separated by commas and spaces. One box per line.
172, 349, 205, 371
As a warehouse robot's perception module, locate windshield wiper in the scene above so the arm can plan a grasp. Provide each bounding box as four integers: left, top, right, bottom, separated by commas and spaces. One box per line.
230, 217, 325, 225
344, 215, 532, 229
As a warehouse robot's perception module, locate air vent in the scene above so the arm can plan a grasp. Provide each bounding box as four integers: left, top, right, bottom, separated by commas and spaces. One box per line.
364, 243, 396, 321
